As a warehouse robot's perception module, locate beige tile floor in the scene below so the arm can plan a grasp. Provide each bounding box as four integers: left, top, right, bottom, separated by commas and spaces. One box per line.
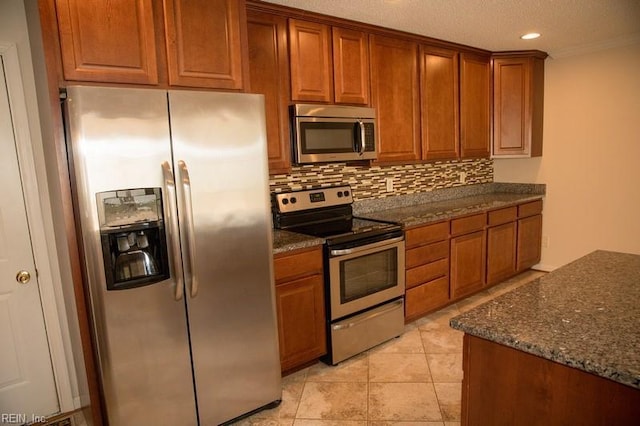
234, 269, 546, 426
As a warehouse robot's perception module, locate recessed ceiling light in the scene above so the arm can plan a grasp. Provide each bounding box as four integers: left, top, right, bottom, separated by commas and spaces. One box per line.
521, 33, 541, 40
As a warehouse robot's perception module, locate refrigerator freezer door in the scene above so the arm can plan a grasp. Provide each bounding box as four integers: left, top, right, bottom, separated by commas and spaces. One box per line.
168, 90, 282, 424
65, 86, 197, 425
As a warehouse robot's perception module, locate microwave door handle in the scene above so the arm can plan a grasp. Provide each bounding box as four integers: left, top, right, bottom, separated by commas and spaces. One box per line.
356, 120, 366, 155
161, 161, 185, 301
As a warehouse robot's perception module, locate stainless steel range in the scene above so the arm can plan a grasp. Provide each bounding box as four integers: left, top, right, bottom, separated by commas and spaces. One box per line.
272, 185, 405, 364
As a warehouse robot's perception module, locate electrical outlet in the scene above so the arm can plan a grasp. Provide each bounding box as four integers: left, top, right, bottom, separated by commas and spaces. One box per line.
542, 236, 549, 248
385, 177, 394, 192
459, 171, 467, 184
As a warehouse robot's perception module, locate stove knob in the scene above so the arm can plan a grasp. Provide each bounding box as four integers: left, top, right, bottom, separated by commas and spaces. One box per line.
337, 191, 343, 198
282, 198, 289, 205
344, 190, 350, 197
290, 197, 297, 204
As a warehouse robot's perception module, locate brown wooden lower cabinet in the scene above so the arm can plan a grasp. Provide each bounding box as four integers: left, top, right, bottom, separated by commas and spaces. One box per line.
404, 200, 543, 322
486, 221, 517, 285
461, 334, 640, 425
450, 230, 486, 300
517, 214, 543, 271
404, 221, 450, 322
405, 276, 449, 320
273, 247, 326, 372
486, 206, 518, 285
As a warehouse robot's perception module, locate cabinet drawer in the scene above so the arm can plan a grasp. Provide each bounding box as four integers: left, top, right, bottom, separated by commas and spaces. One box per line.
518, 200, 543, 218
405, 276, 449, 321
406, 240, 449, 269
451, 213, 486, 236
406, 258, 448, 289
488, 206, 517, 226
406, 221, 449, 248
274, 247, 323, 283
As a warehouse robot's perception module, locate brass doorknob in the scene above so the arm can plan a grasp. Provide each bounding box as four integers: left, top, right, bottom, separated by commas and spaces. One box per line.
16, 270, 31, 284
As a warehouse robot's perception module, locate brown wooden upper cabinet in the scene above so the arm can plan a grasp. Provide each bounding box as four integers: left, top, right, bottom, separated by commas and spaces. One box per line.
288, 19, 370, 105
246, 11, 291, 174
370, 35, 421, 162
163, 0, 248, 90
332, 27, 370, 105
492, 51, 547, 157
288, 19, 333, 102
54, 0, 159, 84
420, 46, 460, 160
52, 0, 248, 89
406, 46, 491, 162
460, 52, 491, 158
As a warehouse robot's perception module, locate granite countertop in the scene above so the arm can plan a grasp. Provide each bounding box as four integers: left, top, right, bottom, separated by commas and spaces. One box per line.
450, 250, 640, 389
357, 192, 544, 228
272, 183, 545, 252
272, 229, 324, 255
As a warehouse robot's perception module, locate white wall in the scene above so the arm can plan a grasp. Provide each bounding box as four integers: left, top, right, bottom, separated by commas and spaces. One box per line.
494, 41, 640, 270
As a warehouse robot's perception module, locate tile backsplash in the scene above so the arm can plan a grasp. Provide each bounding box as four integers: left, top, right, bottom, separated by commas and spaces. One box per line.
269, 158, 493, 200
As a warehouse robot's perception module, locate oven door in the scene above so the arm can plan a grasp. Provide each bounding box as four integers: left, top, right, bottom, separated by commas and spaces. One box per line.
328, 236, 405, 320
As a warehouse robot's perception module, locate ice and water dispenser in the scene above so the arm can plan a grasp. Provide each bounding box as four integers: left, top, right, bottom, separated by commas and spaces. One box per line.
97, 188, 170, 290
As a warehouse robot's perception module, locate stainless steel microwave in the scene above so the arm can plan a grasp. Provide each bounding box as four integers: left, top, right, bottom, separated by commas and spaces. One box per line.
291, 104, 376, 164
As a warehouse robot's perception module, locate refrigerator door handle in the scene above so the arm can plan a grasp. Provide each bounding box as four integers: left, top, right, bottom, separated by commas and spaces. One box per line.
177, 160, 198, 298
161, 161, 185, 301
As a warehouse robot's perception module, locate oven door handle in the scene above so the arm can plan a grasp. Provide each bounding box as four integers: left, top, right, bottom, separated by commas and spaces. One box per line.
332, 299, 404, 330
330, 236, 404, 256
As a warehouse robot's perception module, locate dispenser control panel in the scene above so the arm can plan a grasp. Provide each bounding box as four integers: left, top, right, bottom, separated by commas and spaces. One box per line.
96, 188, 169, 290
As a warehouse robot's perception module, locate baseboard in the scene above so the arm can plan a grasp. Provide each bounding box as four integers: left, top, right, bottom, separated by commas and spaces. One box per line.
532, 263, 556, 272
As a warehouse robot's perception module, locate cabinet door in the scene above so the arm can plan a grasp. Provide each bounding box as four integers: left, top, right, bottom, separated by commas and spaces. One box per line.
332, 27, 370, 105
493, 57, 529, 156
163, 0, 247, 89
450, 230, 486, 299
493, 55, 545, 157
288, 19, 333, 102
275, 274, 327, 372
420, 46, 459, 160
517, 214, 542, 271
370, 35, 421, 162
247, 11, 291, 174
55, 0, 158, 84
486, 222, 517, 285
460, 53, 491, 158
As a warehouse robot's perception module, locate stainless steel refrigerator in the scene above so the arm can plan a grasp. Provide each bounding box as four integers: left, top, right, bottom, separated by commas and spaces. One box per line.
65, 86, 281, 425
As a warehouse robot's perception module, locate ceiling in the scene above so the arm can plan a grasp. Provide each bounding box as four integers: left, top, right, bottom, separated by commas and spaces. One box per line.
262, 0, 640, 57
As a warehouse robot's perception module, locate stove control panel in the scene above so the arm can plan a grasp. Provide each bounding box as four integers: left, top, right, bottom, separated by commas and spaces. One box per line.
272, 185, 353, 213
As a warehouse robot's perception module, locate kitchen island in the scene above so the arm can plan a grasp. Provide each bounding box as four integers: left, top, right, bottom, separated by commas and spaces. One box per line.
450, 250, 640, 425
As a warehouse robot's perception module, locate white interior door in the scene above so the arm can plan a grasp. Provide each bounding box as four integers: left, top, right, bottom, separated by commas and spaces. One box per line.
0, 57, 59, 419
